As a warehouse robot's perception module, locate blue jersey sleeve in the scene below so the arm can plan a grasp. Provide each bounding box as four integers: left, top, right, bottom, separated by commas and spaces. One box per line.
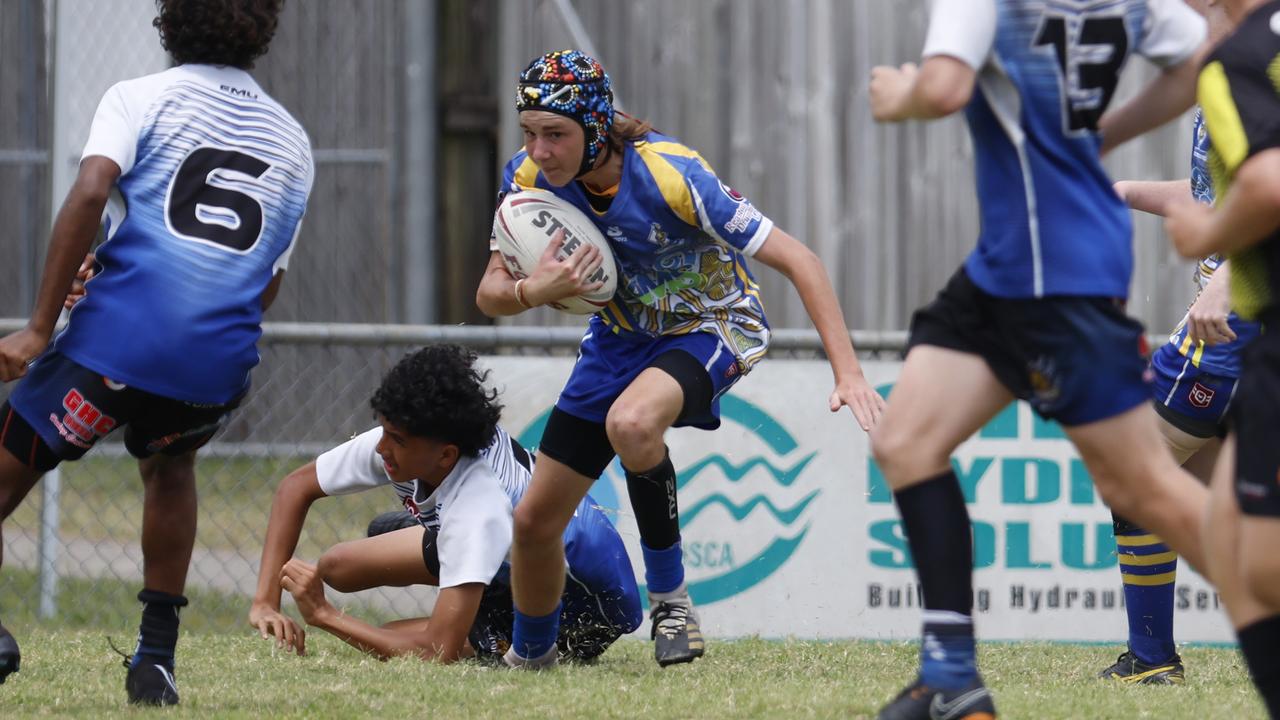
682, 161, 774, 256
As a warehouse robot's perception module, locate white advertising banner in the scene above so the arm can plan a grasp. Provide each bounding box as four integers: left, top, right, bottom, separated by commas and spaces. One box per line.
483, 356, 1234, 644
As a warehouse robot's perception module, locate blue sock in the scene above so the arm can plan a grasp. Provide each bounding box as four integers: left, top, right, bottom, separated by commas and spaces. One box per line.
511, 603, 561, 660
641, 540, 685, 594
132, 589, 186, 670
920, 610, 977, 690
1116, 526, 1178, 664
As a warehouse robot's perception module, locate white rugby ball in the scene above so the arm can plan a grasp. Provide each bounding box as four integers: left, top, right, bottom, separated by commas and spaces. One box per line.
492, 189, 617, 315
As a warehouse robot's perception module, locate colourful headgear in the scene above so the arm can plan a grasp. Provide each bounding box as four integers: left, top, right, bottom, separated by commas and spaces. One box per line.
516, 50, 614, 178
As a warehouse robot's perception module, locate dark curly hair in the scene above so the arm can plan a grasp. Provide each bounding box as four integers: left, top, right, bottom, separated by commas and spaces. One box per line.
153, 0, 284, 69
370, 345, 503, 458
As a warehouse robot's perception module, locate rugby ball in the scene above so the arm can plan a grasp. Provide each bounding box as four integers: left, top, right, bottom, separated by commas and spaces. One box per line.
492, 189, 617, 315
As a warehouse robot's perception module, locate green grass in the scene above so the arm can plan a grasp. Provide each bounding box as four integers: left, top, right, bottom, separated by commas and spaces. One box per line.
2, 570, 397, 634
0, 631, 1263, 719
7, 455, 395, 558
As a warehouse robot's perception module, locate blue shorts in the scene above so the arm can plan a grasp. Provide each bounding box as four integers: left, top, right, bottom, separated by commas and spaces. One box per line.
2, 350, 241, 469
1148, 342, 1238, 438
557, 317, 742, 430
908, 268, 1150, 426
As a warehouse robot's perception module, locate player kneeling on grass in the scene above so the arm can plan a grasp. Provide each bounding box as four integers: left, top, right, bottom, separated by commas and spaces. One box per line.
248, 345, 642, 662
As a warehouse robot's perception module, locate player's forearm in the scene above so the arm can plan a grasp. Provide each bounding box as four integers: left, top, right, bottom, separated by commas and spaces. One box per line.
1196, 151, 1280, 256
28, 187, 108, 336
476, 262, 529, 317
1118, 180, 1193, 217
1099, 53, 1202, 155
790, 253, 865, 384
254, 468, 323, 606
310, 607, 461, 662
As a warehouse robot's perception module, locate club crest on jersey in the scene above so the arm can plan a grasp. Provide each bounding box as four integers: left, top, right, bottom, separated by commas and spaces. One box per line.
718, 181, 746, 203
1188, 382, 1216, 409
49, 388, 116, 449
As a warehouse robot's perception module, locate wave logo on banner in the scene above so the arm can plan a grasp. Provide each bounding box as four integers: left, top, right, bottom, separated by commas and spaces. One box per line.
517, 395, 817, 605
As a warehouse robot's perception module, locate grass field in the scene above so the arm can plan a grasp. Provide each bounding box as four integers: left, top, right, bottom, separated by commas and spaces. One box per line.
0, 630, 1263, 719
6, 455, 388, 559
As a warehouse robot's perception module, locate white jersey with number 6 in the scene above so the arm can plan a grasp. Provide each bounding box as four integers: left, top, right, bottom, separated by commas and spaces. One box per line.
56, 64, 314, 405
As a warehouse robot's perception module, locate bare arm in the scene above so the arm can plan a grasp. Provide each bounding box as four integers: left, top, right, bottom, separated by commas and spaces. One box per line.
0, 156, 119, 381
248, 462, 329, 653
1115, 179, 1193, 217
1099, 50, 1204, 155
281, 558, 482, 662
751, 228, 886, 430
1167, 148, 1280, 258
869, 56, 977, 123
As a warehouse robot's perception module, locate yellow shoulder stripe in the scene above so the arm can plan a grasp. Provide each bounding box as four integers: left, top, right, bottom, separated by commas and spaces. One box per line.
513, 155, 540, 189
635, 142, 714, 228
1199, 61, 1250, 174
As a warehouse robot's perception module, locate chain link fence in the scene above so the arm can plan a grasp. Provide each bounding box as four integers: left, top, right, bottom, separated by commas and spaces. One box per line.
0, 322, 910, 634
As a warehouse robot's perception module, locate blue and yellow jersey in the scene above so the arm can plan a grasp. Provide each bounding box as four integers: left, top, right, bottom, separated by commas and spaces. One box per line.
1165, 108, 1261, 378
499, 131, 773, 371
1198, 1, 1280, 326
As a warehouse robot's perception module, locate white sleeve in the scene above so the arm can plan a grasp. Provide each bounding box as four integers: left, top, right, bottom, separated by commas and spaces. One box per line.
81, 82, 142, 174
435, 469, 513, 588
272, 146, 314, 274
314, 427, 391, 496
1138, 0, 1207, 68
921, 0, 997, 70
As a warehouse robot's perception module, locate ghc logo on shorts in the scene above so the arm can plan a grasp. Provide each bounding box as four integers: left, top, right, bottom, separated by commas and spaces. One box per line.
48, 388, 116, 449
519, 395, 818, 606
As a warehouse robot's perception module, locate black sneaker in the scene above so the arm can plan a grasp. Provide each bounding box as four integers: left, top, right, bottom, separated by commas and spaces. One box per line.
367, 509, 419, 538
877, 678, 997, 720
0, 624, 19, 684
123, 656, 179, 706
1098, 650, 1185, 685
649, 592, 704, 667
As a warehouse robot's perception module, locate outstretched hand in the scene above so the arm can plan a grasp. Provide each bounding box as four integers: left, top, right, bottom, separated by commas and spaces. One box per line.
248, 600, 306, 655
829, 374, 887, 432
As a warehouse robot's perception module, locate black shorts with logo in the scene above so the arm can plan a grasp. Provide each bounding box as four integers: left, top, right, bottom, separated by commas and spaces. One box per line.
907, 268, 1150, 427
1, 350, 242, 471
1232, 333, 1280, 517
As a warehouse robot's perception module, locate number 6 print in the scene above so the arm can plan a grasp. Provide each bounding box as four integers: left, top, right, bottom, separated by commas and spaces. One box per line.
166, 146, 272, 252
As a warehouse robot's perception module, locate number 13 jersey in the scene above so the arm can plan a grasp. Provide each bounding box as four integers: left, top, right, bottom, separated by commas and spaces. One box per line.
56, 64, 314, 404
925, 0, 1205, 299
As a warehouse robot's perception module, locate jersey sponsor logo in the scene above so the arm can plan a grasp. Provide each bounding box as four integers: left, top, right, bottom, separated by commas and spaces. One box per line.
519, 395, 819, 605
1188, 382, 1216, 409
218, 84, 259, 100
49, 388, 117, 448
724, 201, 762, 235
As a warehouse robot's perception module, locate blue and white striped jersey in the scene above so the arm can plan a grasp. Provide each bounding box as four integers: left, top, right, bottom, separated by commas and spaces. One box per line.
924, 0, 1205, 299
55, 64, 314, 404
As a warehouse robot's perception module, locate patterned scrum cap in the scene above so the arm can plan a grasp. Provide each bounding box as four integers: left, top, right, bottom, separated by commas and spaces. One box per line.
516, 49, 614, 177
